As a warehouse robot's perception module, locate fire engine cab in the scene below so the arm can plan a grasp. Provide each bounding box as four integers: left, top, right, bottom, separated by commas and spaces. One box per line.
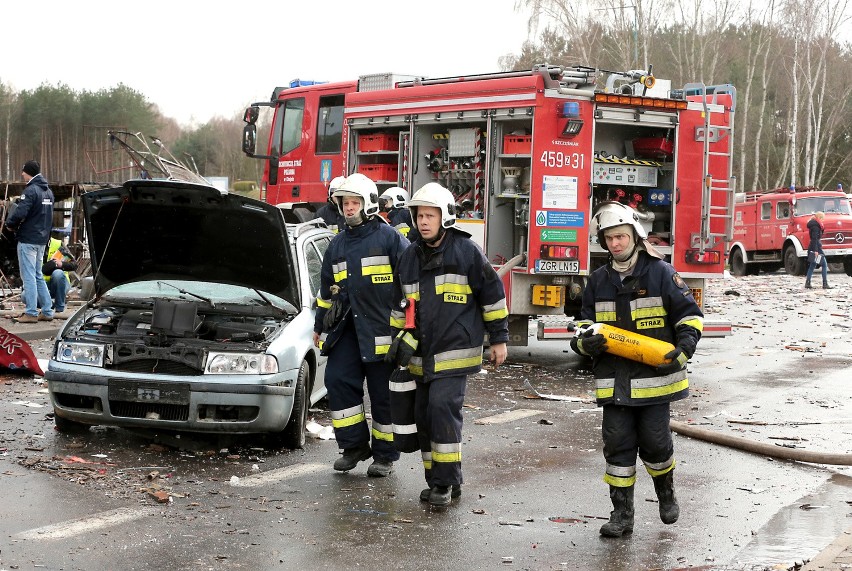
241, 65, 737, 343
728, 186, 852, 277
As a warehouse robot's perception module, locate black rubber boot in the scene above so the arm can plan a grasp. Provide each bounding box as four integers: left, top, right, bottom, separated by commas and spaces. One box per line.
419, 485, 461, 502
599, 485, 635, 537
333, 443, 372, 471
823, 282, 833, 289
652, 471, 680, 524
804, 280, 812, 289
366, 460, 394, 477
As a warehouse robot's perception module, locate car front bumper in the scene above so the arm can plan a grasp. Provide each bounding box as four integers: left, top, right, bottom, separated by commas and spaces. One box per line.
46, 364, 300, 434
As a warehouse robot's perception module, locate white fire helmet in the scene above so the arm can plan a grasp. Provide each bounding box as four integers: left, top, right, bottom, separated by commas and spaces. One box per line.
333, 173, 380, 217
591, 201, 647, 250
328, 176, 346, 200
380, 187, 409, 209
408, 183, 457, 229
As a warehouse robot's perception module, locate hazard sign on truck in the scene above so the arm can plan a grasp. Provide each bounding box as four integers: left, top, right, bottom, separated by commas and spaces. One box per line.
241, 65, 737, 343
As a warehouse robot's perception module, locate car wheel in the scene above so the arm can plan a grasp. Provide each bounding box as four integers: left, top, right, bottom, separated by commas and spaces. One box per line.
276, 360, 310, 449
783, 245, 806, 276
844, 256, 852, 277
729, 248, 747, 276
54, 413, 91, 434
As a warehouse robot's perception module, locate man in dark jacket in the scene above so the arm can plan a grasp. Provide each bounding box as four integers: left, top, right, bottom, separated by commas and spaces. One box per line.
805, 211, 831, 289
313, 176, 346, 234
570, 202, 703, 537
379, 187, 420, 242
6, 161, 55, 323
387, 182, 509, 506
313, 173, 409, 477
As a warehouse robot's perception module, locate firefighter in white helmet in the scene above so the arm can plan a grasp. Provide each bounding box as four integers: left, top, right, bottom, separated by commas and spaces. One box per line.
570, 201, 703, 537
379, 187, 419, 242
312, 175, 346, 233
385, 182, 509, 506
313, 173, 410, 477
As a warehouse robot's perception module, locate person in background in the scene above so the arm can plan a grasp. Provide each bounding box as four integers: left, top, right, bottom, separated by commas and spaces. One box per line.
313, 173, 408, 477
379, 187, 420, 242
42, 233, 77, 315
7, 161, 55, 323
386, 182, 508, 506
313, 176, 346, 234
570, 201, 703, 537
804, 211, 831, 289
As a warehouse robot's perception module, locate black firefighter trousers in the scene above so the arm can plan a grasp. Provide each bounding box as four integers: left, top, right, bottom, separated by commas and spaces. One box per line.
415, 374, 466, 488
326, 321, 400, 464
602, 402, 675, 487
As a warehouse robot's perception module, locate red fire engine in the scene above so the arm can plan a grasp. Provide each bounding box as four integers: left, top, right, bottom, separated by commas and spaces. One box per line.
241, 65, 737, 343
728, 186, 852, 277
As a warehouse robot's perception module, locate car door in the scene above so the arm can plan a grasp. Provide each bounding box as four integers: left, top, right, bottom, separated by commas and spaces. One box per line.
301, 231, 332, 398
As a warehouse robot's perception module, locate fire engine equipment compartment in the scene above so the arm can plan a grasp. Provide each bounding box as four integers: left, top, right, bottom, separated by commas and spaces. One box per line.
590, 124, 677, 258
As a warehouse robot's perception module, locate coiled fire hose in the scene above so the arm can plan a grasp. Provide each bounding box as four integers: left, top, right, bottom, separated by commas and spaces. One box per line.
670, 420, 852, 466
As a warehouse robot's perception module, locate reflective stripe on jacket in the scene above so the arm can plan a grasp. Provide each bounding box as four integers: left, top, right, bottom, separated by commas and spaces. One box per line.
388, 208, 419, 242
580, 251, 703, 407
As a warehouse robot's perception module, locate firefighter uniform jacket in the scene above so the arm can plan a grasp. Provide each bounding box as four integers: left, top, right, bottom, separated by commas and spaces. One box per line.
314, 217, 409, 360
388, 207, 419, 242
390, 228, 509, 381
578, 251, 703, 407
315, 203, 344, 234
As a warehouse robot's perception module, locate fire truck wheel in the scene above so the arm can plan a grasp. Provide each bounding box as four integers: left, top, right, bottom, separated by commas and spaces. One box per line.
729, 249, 748, 277
843, 256, 852, 277
783, 245, 807, 276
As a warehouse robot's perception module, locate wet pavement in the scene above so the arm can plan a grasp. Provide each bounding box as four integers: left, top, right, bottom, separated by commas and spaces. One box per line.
0, 271, 851, 570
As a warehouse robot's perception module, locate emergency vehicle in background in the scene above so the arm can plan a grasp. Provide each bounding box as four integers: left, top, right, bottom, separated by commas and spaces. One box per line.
727, 186, 852, 277
241, 64, 737, 343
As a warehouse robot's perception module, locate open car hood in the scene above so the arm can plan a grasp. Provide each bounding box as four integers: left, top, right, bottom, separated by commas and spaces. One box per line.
83, 180, 299, 304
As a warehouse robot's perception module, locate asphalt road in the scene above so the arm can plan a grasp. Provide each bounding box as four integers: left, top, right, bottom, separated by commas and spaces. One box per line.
1, 271, 850, 571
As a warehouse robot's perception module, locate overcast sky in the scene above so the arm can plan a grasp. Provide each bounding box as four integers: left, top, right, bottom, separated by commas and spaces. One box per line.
3, 1, 533, 126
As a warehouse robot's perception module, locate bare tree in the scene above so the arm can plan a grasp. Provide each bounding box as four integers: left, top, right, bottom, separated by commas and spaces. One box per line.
666, 0, 738, 83
736, 1, 779, 192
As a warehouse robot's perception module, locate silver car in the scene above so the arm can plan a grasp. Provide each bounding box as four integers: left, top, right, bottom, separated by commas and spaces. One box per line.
45, 180, 331, 448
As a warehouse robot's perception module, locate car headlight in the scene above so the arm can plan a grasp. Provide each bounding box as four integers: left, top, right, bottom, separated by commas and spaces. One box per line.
206, 352, 278, 375
56, 342, 106, 367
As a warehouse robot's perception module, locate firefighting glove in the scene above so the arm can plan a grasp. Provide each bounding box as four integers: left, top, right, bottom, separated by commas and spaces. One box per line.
657, 346, 689, 375
570, 329, 607, 358
384, 330, 419, 367
322, 285, 346, 330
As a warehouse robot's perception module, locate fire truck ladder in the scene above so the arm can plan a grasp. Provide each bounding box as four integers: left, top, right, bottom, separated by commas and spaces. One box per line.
683, 83, 737, 254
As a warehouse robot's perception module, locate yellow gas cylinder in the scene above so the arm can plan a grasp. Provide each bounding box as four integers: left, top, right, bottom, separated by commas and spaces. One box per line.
589, 323, 675, 366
